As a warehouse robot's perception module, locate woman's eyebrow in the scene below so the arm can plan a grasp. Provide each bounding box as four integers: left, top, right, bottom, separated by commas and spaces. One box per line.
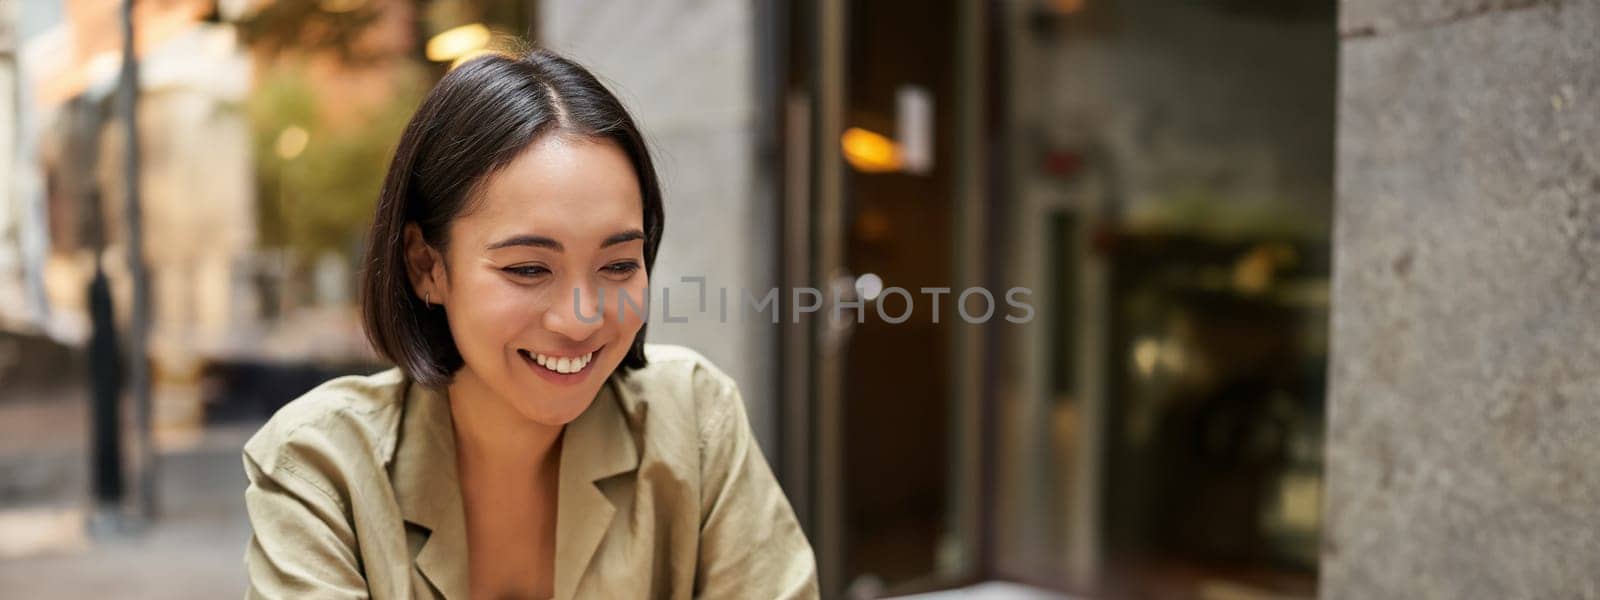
486, 234, 563, 251
485, 229, 644, 252
601, 229, 646, 248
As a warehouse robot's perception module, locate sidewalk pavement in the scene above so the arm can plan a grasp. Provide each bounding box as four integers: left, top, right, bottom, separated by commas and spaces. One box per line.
0, 387, 254, 598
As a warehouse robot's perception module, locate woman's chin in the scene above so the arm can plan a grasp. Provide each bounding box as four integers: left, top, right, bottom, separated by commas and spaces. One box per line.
510, 394, 594, 427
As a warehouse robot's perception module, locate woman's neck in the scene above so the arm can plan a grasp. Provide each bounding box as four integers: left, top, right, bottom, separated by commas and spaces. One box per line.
446, 370, 565, 473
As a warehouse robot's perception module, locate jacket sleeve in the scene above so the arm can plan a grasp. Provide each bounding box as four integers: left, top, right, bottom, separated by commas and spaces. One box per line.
692, 374, 819, 599
242, 449, 370, 599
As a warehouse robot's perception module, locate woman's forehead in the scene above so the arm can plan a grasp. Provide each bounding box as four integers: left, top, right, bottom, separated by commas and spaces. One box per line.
461, 136, 644, 243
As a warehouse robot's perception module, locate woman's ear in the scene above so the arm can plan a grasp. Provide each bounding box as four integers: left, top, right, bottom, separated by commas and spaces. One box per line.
403, 223, 448, 306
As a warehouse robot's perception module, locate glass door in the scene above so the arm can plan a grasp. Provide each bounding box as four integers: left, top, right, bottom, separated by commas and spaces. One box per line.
775, 0, 987, 596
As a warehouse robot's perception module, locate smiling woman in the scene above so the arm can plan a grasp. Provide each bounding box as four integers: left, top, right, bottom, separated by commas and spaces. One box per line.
239, 49, 818, 599
402, 133, 650, 427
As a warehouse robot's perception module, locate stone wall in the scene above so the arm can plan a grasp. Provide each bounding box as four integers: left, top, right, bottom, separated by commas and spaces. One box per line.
1325, 1, 1600, 596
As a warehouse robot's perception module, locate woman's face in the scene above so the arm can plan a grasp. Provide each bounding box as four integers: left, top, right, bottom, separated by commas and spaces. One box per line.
408, 135, 649, 426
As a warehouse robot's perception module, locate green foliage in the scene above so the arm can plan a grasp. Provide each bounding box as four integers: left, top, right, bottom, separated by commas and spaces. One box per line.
248, 62, 425, 266
236, 0, 389, 66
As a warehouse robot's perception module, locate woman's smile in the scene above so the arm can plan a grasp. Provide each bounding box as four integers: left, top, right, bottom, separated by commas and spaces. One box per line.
518, 344, 605, 385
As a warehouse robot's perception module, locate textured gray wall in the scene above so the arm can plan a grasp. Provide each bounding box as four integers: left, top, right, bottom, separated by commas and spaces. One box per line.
1326, 1, 1600, 597
536, 1, 778, 454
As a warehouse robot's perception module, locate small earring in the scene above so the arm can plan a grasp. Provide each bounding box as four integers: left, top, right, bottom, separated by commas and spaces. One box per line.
424, 291, 432, 306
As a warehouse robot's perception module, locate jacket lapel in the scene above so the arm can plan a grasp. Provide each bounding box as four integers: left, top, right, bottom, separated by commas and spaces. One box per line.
389, 376, 639, 600
392, 379, 470, 599
553, 379, 640, 600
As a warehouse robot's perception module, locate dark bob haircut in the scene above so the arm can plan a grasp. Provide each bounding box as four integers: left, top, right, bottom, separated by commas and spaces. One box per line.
360, 48, 664, 388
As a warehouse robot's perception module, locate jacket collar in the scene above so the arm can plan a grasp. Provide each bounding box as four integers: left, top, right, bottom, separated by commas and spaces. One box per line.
391, 378, 468, 598
389, 375, 640, 600
554, 377, 639, 600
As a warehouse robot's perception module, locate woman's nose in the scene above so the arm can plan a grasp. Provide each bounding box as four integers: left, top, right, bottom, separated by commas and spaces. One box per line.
545, 281, 605, 340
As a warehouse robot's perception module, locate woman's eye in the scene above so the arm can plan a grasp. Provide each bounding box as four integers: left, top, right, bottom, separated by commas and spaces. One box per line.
504, 265, 550, 278
603, 261, 641, 276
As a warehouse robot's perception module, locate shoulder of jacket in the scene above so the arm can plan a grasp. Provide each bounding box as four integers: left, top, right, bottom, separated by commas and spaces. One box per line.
635, 343, 736, 388
242, 367, 407, 488
628, 343, 739, 401
622, 344, 744, 440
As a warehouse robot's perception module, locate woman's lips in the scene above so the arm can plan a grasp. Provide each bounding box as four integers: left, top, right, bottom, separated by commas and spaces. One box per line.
518, 345, 603, 385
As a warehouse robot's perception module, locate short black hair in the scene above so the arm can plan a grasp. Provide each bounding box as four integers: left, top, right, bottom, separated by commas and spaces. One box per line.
361, 48, 664, 388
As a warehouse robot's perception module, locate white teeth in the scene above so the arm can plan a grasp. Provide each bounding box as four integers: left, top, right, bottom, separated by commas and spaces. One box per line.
529, 350, 594, 374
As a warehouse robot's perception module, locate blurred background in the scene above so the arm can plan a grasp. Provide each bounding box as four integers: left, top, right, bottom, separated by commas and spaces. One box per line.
0, 0, 1591, 598
3, 0, 1335, 597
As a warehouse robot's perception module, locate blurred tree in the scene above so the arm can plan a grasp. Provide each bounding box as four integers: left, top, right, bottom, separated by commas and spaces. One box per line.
238, 0, 534, 289
247, 61, 424, 270
238, 0, 536, 66
237, 0, 392, 65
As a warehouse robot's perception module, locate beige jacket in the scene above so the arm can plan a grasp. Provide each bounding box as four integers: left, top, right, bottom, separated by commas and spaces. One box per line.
242, 344, 817, 599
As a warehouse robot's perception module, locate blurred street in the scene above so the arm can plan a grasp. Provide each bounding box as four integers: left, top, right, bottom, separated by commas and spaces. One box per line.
0, 387, 252, 597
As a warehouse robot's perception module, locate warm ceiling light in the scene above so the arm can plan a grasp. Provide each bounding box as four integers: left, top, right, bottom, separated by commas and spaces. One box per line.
426, 23, 491, 62
841, 127, 901, 173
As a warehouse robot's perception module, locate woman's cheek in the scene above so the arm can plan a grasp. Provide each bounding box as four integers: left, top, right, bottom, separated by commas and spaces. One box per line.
463, 278, 540, 351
